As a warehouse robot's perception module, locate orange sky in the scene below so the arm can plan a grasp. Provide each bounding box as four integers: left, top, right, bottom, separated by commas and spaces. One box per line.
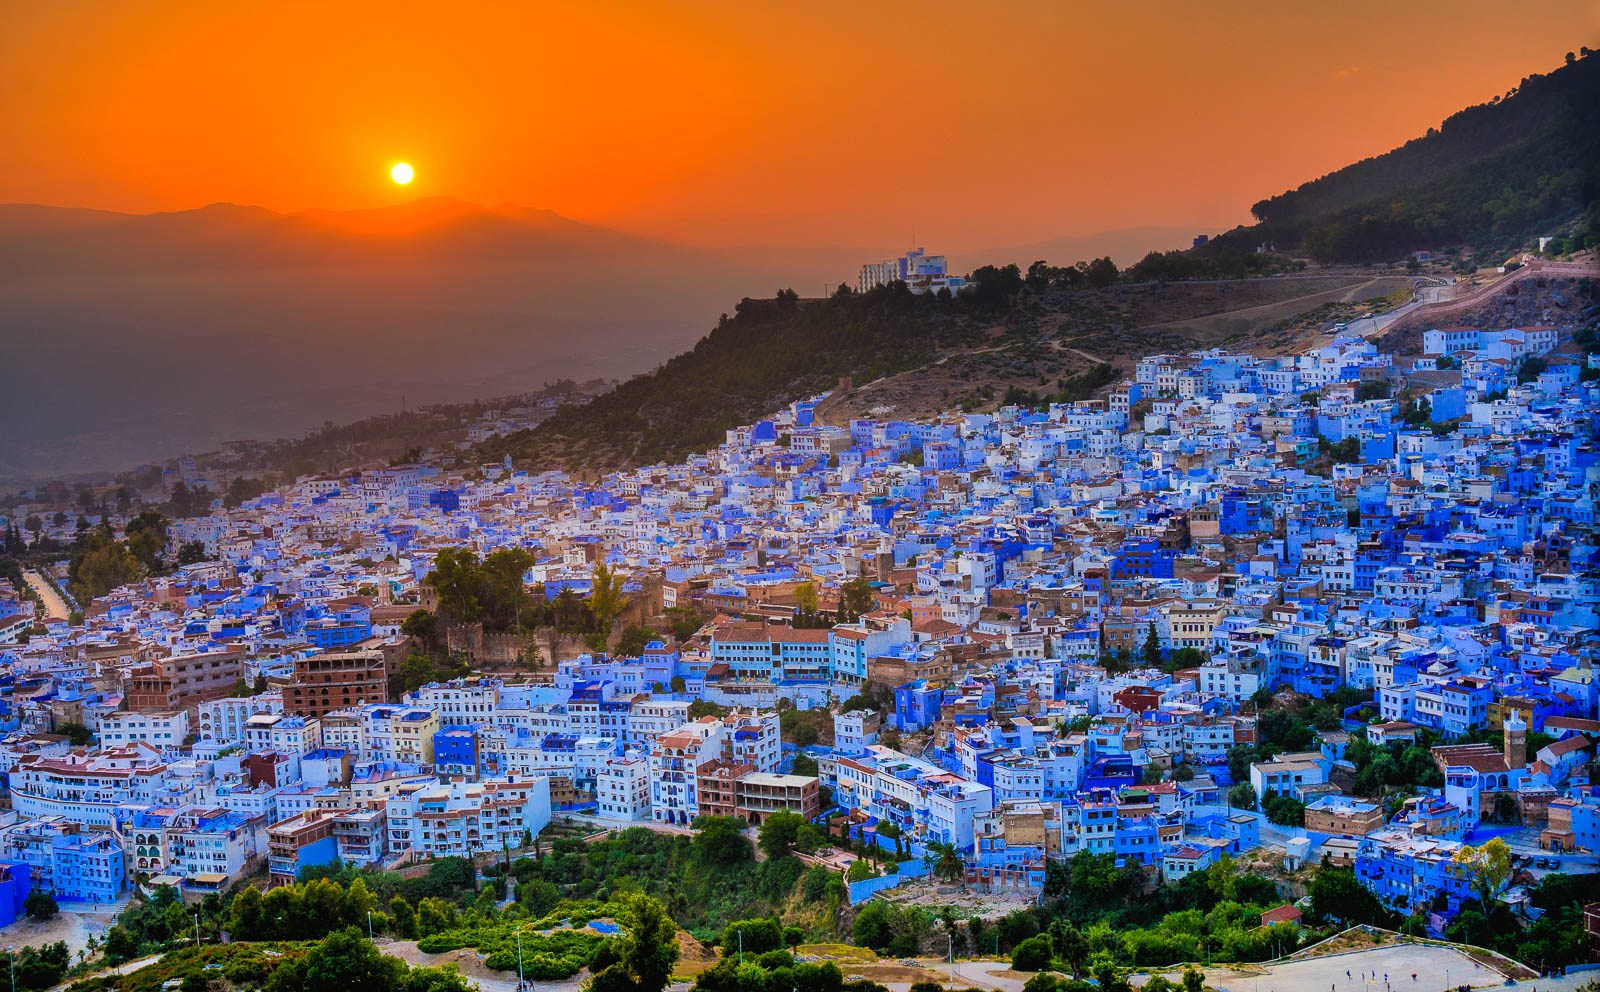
2, 1, 1595, 251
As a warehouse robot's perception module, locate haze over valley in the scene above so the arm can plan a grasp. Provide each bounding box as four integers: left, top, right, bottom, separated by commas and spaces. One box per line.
0, 200, 1210, 482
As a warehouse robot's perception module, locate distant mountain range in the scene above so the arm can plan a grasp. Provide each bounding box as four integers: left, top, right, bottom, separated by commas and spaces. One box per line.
0, 198, 771, 483
0, 196, 1203, 484
8, 50, 1593, 485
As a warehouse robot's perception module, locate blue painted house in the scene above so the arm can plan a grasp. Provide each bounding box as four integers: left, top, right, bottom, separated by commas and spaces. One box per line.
434, 726, 479, 778
0, 862, 29, 927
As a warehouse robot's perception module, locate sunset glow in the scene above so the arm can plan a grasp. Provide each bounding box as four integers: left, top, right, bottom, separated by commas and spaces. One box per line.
0, 2, 1594, 248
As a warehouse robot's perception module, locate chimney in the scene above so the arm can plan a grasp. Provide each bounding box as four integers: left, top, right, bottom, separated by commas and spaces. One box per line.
1504, 710, 1527, 771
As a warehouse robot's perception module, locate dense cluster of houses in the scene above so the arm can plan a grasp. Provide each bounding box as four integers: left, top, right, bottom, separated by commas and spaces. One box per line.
0, 319, 1595, 935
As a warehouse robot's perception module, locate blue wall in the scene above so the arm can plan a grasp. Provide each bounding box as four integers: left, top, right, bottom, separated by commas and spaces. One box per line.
0, 861, 31, 928
846, 858, 931, 904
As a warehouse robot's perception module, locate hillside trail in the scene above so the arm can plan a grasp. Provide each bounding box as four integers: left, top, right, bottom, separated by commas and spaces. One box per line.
1051, 338, 1109, 364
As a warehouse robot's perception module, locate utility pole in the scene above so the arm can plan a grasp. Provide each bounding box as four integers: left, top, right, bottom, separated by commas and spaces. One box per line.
516, 924, 526, 990
738, 926, 743, 965
368, 910, 374, 940
194, 912, 201, 947
948, 932, 954, 989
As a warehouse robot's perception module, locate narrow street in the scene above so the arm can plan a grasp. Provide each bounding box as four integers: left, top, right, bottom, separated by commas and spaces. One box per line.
24, 568, 70, 620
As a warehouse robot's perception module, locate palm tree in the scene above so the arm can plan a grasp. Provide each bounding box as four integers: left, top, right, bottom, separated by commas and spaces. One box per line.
925, 841, 965, 883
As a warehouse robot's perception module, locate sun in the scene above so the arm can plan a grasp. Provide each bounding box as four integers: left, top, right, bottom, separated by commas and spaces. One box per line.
390, 162, 414, 185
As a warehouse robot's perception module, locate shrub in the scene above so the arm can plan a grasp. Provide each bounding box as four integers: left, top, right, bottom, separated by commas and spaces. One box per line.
1011, 934, 1054, 972
721, 918, 784, 957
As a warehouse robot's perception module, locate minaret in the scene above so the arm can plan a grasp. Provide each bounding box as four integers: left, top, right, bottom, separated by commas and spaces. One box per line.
1504, 710, 1527, 771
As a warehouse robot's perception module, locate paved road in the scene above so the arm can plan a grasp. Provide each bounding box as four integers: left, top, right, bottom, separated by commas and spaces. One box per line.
1359, 258, 1599, 342
24, 569, 69, 620
1344, 296, 1426, 340
1210, 944, 1499, 992
944, 959, 1028, 992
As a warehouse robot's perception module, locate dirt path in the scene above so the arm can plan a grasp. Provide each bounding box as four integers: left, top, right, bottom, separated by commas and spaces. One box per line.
48, 954, 161, 991
382, 938, 702, 992
1052, 338, 1109, 364
383, 939, 554, 992
559, 813, 697, 838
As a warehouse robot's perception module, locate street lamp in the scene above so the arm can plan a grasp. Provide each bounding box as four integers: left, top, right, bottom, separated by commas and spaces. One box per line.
948, 932, 955, 990
7, 945, 14, 992
194, 912, 201, 947
368, 910, 374, 940
516, 924, 525, 990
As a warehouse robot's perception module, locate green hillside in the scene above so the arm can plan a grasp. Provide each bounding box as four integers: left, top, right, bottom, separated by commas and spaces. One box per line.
1235, 48, 1600, 262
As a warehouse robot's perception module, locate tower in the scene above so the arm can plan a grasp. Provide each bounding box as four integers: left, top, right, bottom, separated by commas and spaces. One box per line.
1504, 710, 1527, 771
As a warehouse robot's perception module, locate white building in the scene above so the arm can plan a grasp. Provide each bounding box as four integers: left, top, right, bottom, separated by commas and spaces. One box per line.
858, 248, 968, 295
196, 693, 284, 744
723, 711, 782, 772
98, 710, 190, 751
385, 776, 551, 857
596, 755, 650, 820
649, 718, 725, 825
11, 743, 173, 826
833, 708, 880, 753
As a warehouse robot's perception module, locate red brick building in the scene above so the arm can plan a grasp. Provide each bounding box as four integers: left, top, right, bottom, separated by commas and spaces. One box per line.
282, 646, 390, 718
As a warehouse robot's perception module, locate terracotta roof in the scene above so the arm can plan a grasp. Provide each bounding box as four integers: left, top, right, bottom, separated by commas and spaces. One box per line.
1542, 736, 1592, 757
1432, 743, 1509, 775
1544, 716, 1600, 734
1261, 905, 1303, 925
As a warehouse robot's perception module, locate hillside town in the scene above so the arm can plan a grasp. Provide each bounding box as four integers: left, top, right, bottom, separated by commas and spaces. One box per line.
0, 314, 1597, 952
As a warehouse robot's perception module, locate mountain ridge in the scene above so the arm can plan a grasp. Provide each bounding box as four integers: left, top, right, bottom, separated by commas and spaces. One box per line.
1222, 48, 1600, 261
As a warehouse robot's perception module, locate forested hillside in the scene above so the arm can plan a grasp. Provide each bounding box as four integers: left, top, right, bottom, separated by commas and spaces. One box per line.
475, 287, 981, 471
1236, 48, 1599, 262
